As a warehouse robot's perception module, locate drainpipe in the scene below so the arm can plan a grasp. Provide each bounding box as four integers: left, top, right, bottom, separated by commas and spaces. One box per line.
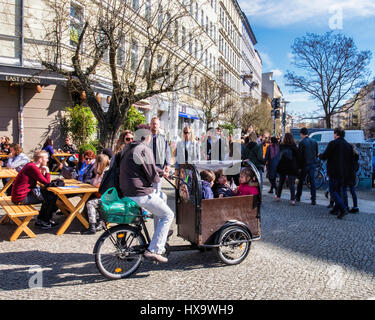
19, 0, 25, 147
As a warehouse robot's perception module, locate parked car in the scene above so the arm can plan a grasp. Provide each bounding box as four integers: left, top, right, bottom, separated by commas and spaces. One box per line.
309, 130, 365, 143
290, 128, 333, 144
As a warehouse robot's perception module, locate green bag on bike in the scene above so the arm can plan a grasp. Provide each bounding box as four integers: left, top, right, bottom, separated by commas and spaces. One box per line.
101, 187, 140, 224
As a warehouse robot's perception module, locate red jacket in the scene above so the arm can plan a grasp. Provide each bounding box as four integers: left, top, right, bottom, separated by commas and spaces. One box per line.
11, 162, 50, 203
237, 183, 259, 196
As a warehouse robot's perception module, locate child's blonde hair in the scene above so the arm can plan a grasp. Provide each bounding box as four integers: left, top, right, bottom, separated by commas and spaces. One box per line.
94, 154, 110, 175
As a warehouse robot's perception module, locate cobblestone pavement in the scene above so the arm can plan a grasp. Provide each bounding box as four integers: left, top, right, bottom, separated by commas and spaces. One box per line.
0, 181, 375, 300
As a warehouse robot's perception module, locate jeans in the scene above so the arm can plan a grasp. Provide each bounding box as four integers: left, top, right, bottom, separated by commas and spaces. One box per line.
128, 189, 174, 254
277, 174, 296, 200
86, 198, 102, 224
343, 185, 358, 208
20, 189, 58, 222
296, 165, 316, 200
329, 178, 346, 211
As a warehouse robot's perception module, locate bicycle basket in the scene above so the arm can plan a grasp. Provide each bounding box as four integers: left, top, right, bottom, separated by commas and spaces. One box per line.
101, 187, 140, 224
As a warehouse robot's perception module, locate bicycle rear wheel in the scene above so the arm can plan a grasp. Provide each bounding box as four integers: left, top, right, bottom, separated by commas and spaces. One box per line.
94, 225, 146, 280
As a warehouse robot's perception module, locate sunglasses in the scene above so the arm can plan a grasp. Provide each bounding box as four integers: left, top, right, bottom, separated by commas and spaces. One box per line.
85, 158, 92, 161
184, 131, 190, 134
125, 137, 133, 141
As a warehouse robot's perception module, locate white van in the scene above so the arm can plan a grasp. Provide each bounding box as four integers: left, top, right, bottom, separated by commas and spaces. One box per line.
309, 130, 365, 143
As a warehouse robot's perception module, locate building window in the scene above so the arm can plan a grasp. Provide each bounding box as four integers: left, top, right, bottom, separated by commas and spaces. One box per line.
189, 33, 193, 54
195, 3, 198, 20
145, 0, 151, 21
117, 33, 126, 66
181, 25, 186, 50
144, 47, 151, 74
132, 0, 139, 11
174, 20, 179, 45
131, 39, 138, 71
70, 2, 84, 46
201, 10, 204, 26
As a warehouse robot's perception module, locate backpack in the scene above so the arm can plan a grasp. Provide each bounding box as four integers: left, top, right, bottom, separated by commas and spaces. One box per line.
280, 147, 293, 161
99, 149, 127, 197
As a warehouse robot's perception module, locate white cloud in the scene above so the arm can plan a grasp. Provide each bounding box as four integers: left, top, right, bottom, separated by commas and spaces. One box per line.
238, 0, 375, 27
271, 69, 283, 77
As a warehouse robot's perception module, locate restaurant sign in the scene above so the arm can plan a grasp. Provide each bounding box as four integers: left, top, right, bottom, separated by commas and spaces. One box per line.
4, 75, 41, 84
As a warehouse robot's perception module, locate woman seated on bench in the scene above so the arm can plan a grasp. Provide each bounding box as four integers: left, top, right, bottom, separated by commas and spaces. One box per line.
11, 150, 59, 230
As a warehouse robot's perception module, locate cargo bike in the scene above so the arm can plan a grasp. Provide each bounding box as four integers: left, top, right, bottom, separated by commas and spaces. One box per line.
94, 160, 262, 280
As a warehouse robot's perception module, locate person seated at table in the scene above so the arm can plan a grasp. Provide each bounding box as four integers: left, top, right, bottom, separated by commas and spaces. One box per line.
42, 137, 58, 172
81, 154, 111, 235
213, 170, 233, 198
11, 150, 59, 230
2, 143, 30, 196
77, 150, 96, 183
61, 136, 78, 167
233, 167, 259, 196
62, 136, 78, 154
1, 136, 11, 153
200, 170, 215, 199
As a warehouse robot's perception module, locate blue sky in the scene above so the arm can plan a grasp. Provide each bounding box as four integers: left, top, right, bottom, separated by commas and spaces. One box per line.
239, 0, 375, 119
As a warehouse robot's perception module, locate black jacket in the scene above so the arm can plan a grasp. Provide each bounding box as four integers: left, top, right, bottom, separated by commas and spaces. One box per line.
298, 137, 318, 168
319, 137, 354, 182
277, 144, 299, 176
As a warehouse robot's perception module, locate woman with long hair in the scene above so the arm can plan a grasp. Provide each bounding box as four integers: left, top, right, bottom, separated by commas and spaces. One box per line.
275, 133, 299, 205
81, 154, 111, 235
175, 125, 200, 170
114, 130, 134, 154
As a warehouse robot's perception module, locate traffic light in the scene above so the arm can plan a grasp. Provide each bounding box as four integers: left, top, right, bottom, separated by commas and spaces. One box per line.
271, 98, 281, 118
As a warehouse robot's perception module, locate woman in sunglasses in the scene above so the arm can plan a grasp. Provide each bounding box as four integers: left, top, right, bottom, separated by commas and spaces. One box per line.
77, 150, 96, 182
113, 130, 134, 155
175, 125, 200, 171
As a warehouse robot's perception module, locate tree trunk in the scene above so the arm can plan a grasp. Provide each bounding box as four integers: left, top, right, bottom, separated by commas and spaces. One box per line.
98, 120, 122, 150
325, 114, 331, 129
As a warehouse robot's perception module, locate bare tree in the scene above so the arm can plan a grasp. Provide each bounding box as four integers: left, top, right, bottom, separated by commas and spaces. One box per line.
285, 32, 372, 128
241, 94, 273, 135
193, 72, 236, 130
32, 0, 206, 147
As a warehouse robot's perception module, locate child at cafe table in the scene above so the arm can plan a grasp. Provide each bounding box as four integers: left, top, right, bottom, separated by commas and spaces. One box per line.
11, 150, 59, 230
81, 154, 111, 235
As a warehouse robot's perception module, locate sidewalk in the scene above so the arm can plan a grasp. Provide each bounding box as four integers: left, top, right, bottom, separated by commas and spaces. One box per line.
262, 181, 375, 214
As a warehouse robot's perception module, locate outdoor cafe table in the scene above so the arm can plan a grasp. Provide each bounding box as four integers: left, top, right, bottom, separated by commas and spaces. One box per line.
0, 168, 18, 197
47, 179, 98, 235
0, 154, 10, 160
52, 152, 72, 168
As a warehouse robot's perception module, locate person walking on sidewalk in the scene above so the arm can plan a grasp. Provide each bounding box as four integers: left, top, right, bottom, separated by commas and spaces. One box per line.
264, 136, 280, 194
275, 133, 299, 205
296, 127, 319, 205
319, 128, 354, 219
343, 144, 360, 214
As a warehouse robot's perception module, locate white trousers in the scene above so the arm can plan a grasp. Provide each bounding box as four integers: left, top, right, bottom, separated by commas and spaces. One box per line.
128, 188, 174, 254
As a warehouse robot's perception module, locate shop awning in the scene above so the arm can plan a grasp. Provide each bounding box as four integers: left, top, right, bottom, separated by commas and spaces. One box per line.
179, 112, 199, 120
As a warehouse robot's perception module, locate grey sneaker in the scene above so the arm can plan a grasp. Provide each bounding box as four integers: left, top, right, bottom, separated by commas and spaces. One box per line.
144, 250, 168, 263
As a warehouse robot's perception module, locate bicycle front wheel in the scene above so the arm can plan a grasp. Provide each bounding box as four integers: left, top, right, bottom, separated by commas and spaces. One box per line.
94, 225, 146, 280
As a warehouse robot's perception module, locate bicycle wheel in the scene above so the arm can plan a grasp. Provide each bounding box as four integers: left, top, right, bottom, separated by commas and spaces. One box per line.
314, 169, 325, 190
94, 225, 146, 280
215, 225, 251, 265
305, 169, 325, 190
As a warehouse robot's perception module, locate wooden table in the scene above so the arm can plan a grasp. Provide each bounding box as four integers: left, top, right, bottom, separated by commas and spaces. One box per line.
52, 152, 72, 168
47, 179, 98, 235
0, 168, 18, 197
0, 154, 11, 159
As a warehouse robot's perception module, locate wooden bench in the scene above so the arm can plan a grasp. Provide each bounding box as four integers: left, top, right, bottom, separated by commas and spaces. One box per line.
0, 196, 39, 241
